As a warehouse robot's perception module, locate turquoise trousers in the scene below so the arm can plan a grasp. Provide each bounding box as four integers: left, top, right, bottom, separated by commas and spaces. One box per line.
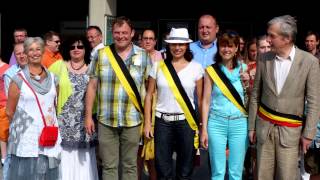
207, 114, 248, 180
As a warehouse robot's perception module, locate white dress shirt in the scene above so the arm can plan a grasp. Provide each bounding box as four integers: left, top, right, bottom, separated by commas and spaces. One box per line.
274, 46, 296, 94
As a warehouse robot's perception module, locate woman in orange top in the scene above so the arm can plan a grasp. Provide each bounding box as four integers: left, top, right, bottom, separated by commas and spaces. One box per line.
0, 56, 10, 164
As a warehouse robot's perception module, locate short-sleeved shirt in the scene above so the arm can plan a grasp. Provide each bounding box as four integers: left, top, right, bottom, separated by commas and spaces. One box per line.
89, 44, 151, 127
149, 60, 204, 113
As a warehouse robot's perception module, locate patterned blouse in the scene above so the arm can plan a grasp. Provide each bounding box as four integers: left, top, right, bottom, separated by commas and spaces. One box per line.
58, 71, 97, 148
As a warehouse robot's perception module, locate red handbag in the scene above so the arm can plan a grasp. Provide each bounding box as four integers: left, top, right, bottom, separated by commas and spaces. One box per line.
39, 126, 58, 147
18, 73, 58, 147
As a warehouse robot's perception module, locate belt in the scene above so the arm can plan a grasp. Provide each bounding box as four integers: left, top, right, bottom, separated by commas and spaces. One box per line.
155, 111, 185, 121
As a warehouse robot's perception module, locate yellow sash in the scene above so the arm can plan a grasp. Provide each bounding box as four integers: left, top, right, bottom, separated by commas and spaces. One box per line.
105, 46, 143, 115
159, 61, 199, 150
206, 65, 247, 115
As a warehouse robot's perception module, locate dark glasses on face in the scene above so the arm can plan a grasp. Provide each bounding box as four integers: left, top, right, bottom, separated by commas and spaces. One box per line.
70, 45, 84, 50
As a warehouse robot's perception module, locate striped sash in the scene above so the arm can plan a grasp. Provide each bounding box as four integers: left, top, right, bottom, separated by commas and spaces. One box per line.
258, 103, 303, 127
105, 45, 144, 115
206, 64, 247, 114
159, 60, 199, 150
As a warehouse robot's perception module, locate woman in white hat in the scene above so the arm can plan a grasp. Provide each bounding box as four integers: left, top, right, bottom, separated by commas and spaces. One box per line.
144, 28, 204, 179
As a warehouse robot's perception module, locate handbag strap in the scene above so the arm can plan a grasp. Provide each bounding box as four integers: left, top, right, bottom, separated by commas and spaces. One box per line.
18, 73, 47, 127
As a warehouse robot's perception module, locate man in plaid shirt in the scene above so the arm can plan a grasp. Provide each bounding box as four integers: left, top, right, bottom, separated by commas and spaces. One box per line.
85, 16, 151, 180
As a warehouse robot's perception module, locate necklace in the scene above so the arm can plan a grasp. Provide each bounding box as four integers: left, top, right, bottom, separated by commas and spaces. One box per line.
30, 67, 44, 81
70, 61, 85, 71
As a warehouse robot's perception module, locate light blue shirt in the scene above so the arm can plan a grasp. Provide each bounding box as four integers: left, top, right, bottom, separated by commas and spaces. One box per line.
3, 64, 21, 96
209, 63, 247, 118
190, 40, 217, 68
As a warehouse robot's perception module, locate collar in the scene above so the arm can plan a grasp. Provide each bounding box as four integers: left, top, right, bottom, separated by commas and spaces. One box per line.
197, 39, 216, 49
275, 46, 295, 61
44, 47, 60, 58
93, 43, 104, 52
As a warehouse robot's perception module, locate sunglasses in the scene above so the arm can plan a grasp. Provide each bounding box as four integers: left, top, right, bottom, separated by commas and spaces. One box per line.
70, 45, 84, 50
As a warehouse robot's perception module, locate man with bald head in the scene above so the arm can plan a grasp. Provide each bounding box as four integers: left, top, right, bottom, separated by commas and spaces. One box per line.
4, 43, 27, 95
190, 14, 219, 68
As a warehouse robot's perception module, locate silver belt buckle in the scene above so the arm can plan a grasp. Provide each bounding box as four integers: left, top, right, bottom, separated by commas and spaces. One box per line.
162, 114, 173, 122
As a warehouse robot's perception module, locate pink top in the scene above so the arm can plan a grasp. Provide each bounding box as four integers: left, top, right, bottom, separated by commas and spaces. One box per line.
0, 63, 10, 107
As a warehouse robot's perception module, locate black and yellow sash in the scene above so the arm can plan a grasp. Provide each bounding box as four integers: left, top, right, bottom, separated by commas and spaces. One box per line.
258, 103, 303, 127
206, 64, 247, 114
159, 60, 199, 150
105, 44, 144, 114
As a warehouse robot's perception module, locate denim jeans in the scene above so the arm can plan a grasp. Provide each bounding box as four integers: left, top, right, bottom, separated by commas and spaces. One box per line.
2, 154, 10, 180
154, 117, 195, 180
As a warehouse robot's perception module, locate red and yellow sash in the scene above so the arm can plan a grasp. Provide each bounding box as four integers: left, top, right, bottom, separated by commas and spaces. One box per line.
258, 103, 303, 127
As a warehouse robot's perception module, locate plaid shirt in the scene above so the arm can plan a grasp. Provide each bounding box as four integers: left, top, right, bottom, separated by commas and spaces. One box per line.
89, 44, 151, 127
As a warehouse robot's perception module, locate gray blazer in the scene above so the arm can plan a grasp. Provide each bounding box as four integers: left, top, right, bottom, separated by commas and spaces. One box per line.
248, 47, 320, 147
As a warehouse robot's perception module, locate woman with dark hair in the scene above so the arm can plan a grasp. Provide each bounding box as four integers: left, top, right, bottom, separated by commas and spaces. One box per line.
201, 31, 249, 180
144, 28, 204, 179
49, 36, 98, 180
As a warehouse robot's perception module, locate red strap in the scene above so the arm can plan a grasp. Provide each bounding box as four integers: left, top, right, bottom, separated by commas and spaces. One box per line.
18, 73, 47, 127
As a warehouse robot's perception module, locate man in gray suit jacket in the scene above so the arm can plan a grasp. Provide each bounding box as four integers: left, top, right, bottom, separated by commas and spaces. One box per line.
248, 15, 320, 180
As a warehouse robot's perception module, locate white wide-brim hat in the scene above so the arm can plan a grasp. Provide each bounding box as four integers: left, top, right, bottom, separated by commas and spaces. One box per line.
164, 28, 193, 43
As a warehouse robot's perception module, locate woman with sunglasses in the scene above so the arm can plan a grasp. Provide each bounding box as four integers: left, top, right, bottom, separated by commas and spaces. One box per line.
201, 31, 249, 180
49, 36, 98, 180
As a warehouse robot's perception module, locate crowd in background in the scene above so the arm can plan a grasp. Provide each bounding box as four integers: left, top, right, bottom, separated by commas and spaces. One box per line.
0, 13, 319, 180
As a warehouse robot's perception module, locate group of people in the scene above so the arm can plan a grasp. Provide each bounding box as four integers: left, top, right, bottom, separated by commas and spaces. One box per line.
0, 13, 319, 180
0, 27, 101, 179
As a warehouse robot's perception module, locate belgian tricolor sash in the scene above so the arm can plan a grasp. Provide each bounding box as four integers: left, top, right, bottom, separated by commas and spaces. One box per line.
105, 45, 144, 115
258, 103, 303, 127
206, 64, 247, 115
159, 60, 199, 150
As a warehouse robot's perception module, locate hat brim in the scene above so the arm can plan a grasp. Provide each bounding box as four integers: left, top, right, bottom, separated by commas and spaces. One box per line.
164, 39, 193, 44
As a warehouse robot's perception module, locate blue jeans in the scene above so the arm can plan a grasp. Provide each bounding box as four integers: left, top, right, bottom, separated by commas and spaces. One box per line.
207, 114, 248, 180
2, 154, 10, 180
154, 117, 195, 180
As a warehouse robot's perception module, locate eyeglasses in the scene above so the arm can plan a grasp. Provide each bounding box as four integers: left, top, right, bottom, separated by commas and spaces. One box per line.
70, 45, 84, 50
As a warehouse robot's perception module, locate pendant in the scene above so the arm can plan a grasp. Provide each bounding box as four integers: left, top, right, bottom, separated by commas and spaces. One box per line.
33, 75, 41, 81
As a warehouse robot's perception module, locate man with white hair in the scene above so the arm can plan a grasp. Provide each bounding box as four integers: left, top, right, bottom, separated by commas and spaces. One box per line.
249, 15, 320, 180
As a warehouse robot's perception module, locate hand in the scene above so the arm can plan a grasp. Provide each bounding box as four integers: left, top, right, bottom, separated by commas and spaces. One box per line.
301, 136, 312, 154
144, 123, 154, 139
240, 71, 250, 81
249, 130, 256, 144
85, 117, 95, 136
200, 130, 208, 149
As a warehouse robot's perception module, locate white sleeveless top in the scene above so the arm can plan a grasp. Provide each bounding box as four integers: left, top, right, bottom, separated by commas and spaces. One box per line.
7, 72, 61, 159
